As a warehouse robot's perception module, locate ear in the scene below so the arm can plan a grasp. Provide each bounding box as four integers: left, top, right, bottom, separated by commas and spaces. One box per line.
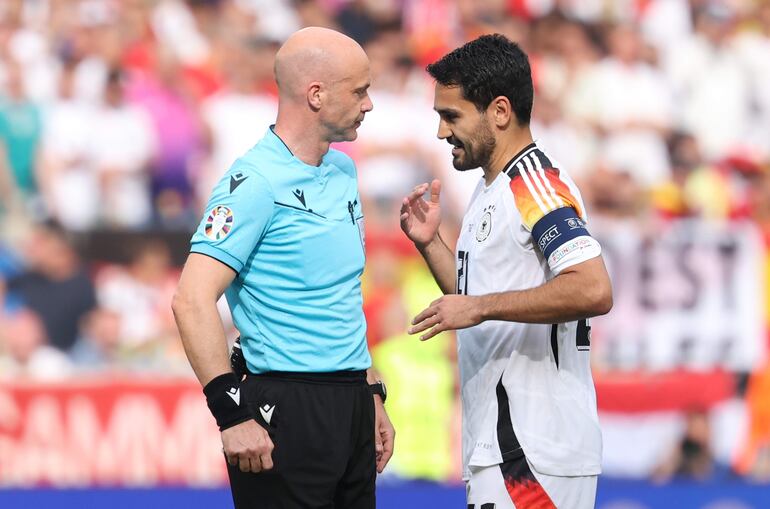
307, 81, 323, 111
488, 96, 512, 128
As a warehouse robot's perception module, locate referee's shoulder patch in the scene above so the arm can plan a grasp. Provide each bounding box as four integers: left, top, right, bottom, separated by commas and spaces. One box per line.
204, 205, 234, 241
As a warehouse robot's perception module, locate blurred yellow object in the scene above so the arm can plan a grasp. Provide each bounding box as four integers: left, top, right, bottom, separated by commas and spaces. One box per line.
683, 167, 732, 220
650, 181, 687, 216
372, 332, 455, 481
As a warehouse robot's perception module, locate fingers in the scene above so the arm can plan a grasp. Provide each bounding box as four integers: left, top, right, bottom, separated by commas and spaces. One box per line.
408, 313, 439, 335
222, 421, 275, 474
411, 299, 440, 325
429, 179, 441, 204
419, 323, 446, 341
404, 183, 429, 204
259, 451, 274, 471
375, 434, 384, 464
376, 427, 395, 473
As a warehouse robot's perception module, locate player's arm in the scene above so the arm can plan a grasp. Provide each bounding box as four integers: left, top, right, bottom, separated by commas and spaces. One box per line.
411, 173, 613, 339
475, 255, 611, 324
409, 256, 611, 340
417, 231, 456, 295
400, 179, 456, 294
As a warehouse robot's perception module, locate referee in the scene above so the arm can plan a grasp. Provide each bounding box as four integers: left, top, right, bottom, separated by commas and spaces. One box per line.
172, 27, 394, 508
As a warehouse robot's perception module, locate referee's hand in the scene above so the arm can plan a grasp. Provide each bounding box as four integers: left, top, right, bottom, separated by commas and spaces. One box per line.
222, 420, 275, 473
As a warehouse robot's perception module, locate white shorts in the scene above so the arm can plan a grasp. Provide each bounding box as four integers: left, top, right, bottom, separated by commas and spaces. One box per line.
466, 456, 597, 509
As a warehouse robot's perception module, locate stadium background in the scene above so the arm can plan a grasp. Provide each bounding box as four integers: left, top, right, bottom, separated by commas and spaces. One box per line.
0, 0, 769, 507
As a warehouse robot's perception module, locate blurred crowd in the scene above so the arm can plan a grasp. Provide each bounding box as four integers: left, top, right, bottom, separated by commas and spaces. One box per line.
0, 0, 770, 483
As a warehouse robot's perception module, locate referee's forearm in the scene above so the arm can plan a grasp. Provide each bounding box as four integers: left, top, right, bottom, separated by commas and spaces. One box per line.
417, 233, 456, 295
172, 293, 232, 387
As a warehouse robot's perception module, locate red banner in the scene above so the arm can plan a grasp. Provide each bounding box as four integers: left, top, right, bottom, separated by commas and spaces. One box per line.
0, 373, 738, 486
0, 379, 225, 487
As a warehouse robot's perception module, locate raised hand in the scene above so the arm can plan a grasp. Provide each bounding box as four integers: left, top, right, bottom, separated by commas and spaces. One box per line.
400, 179, 442, 248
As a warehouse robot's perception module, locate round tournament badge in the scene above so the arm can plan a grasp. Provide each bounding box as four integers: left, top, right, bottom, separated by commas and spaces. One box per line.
204, 205, 234, 240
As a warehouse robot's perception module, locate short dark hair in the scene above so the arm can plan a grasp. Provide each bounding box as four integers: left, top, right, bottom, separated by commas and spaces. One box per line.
426, 34, 533, 126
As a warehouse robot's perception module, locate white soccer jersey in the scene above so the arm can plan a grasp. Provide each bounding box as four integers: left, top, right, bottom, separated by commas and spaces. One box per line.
456, 143, 603, 480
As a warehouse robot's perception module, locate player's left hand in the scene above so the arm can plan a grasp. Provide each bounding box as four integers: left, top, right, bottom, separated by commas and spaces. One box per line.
409, 295, 483, 341
374, 396, 395, 473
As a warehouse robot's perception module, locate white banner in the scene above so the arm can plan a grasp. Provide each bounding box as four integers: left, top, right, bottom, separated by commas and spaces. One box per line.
591, 219, 766, 371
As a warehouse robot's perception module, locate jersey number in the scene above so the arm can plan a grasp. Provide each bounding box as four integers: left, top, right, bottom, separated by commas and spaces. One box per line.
576, 319, 591, 351
457, 250, 469, 295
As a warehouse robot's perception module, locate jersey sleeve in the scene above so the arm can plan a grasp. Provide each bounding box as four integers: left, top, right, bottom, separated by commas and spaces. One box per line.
509, 155, 601, 274
190, 164, 274, 273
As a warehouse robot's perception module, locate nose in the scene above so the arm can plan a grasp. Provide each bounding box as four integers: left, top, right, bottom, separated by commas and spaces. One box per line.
362, 94, 373, 113
437, 119, 451, 140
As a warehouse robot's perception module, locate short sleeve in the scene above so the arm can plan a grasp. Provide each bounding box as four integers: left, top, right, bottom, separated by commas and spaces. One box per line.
509, 154, 600, 274
190, 164, 274, 273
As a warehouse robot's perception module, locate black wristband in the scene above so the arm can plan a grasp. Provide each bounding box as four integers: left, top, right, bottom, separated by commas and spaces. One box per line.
203, 372, 252, 431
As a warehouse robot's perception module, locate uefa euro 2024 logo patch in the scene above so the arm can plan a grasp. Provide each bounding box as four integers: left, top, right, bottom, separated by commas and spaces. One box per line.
205, 205, 233, 240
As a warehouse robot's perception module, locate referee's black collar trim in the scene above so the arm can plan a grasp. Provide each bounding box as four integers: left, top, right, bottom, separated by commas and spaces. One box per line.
503, 142, 538, 175
270, 125, 294, 157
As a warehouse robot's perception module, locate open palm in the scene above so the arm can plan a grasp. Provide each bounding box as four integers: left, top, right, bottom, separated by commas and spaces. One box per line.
400, 180, 442, 247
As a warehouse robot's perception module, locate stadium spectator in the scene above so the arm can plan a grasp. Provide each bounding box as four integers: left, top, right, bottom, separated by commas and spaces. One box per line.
91, 68, 155, 228
653, 408, 716, 481
0, 308, 72, 380
69, 307, 123, 370
0, 58, 42, 207
38, 60, 98, 230
96, 239, 178, 349
7, 221, 96, 352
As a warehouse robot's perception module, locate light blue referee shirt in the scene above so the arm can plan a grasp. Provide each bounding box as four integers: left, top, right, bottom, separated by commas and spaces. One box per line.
190, 126, 370, 374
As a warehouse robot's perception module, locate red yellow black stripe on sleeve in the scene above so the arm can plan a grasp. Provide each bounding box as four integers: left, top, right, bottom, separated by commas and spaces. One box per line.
507, 151, 583, 231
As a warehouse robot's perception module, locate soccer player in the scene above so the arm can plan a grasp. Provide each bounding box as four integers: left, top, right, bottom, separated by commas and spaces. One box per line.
400, 34, 613, 508
173, 27, 394, 508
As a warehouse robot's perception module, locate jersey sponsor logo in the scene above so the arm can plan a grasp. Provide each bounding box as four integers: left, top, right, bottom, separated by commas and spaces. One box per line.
538, 224, 560, 252
292, 188, 306, 207
229, 173, 248, 193
260, 404, 275, 425
226, 387, 240, 406
204, 205, 234, 240
476, 211, 492, 242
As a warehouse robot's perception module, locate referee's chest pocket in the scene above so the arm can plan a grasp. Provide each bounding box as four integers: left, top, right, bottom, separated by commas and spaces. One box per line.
296, 214, 365, 288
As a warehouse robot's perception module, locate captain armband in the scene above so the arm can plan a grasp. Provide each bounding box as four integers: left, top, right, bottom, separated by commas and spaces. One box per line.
531, 207, 601, 275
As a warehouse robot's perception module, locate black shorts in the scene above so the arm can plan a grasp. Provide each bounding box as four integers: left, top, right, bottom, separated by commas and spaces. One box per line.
227, 370, 376, 509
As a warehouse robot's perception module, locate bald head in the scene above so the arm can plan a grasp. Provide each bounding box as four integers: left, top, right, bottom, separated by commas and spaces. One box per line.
274, 27, 369, 99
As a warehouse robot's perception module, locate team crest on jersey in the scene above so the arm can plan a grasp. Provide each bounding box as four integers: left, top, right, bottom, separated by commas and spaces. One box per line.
204, 205, 234, 240
476, 206, 494, 242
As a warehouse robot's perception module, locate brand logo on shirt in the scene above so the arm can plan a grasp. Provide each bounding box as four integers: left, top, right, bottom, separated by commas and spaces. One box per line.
260, 404, 275, 425
292, 188, 306, 207
229, 173, 248, 193
538, 225, 560, 252
204, 205, 234, 241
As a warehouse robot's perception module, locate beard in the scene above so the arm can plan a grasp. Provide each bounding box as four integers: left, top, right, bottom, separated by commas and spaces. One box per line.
450, 118, 496, 171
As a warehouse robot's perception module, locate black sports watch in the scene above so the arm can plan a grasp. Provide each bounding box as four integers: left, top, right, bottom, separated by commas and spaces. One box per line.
369, 381, 387, 403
